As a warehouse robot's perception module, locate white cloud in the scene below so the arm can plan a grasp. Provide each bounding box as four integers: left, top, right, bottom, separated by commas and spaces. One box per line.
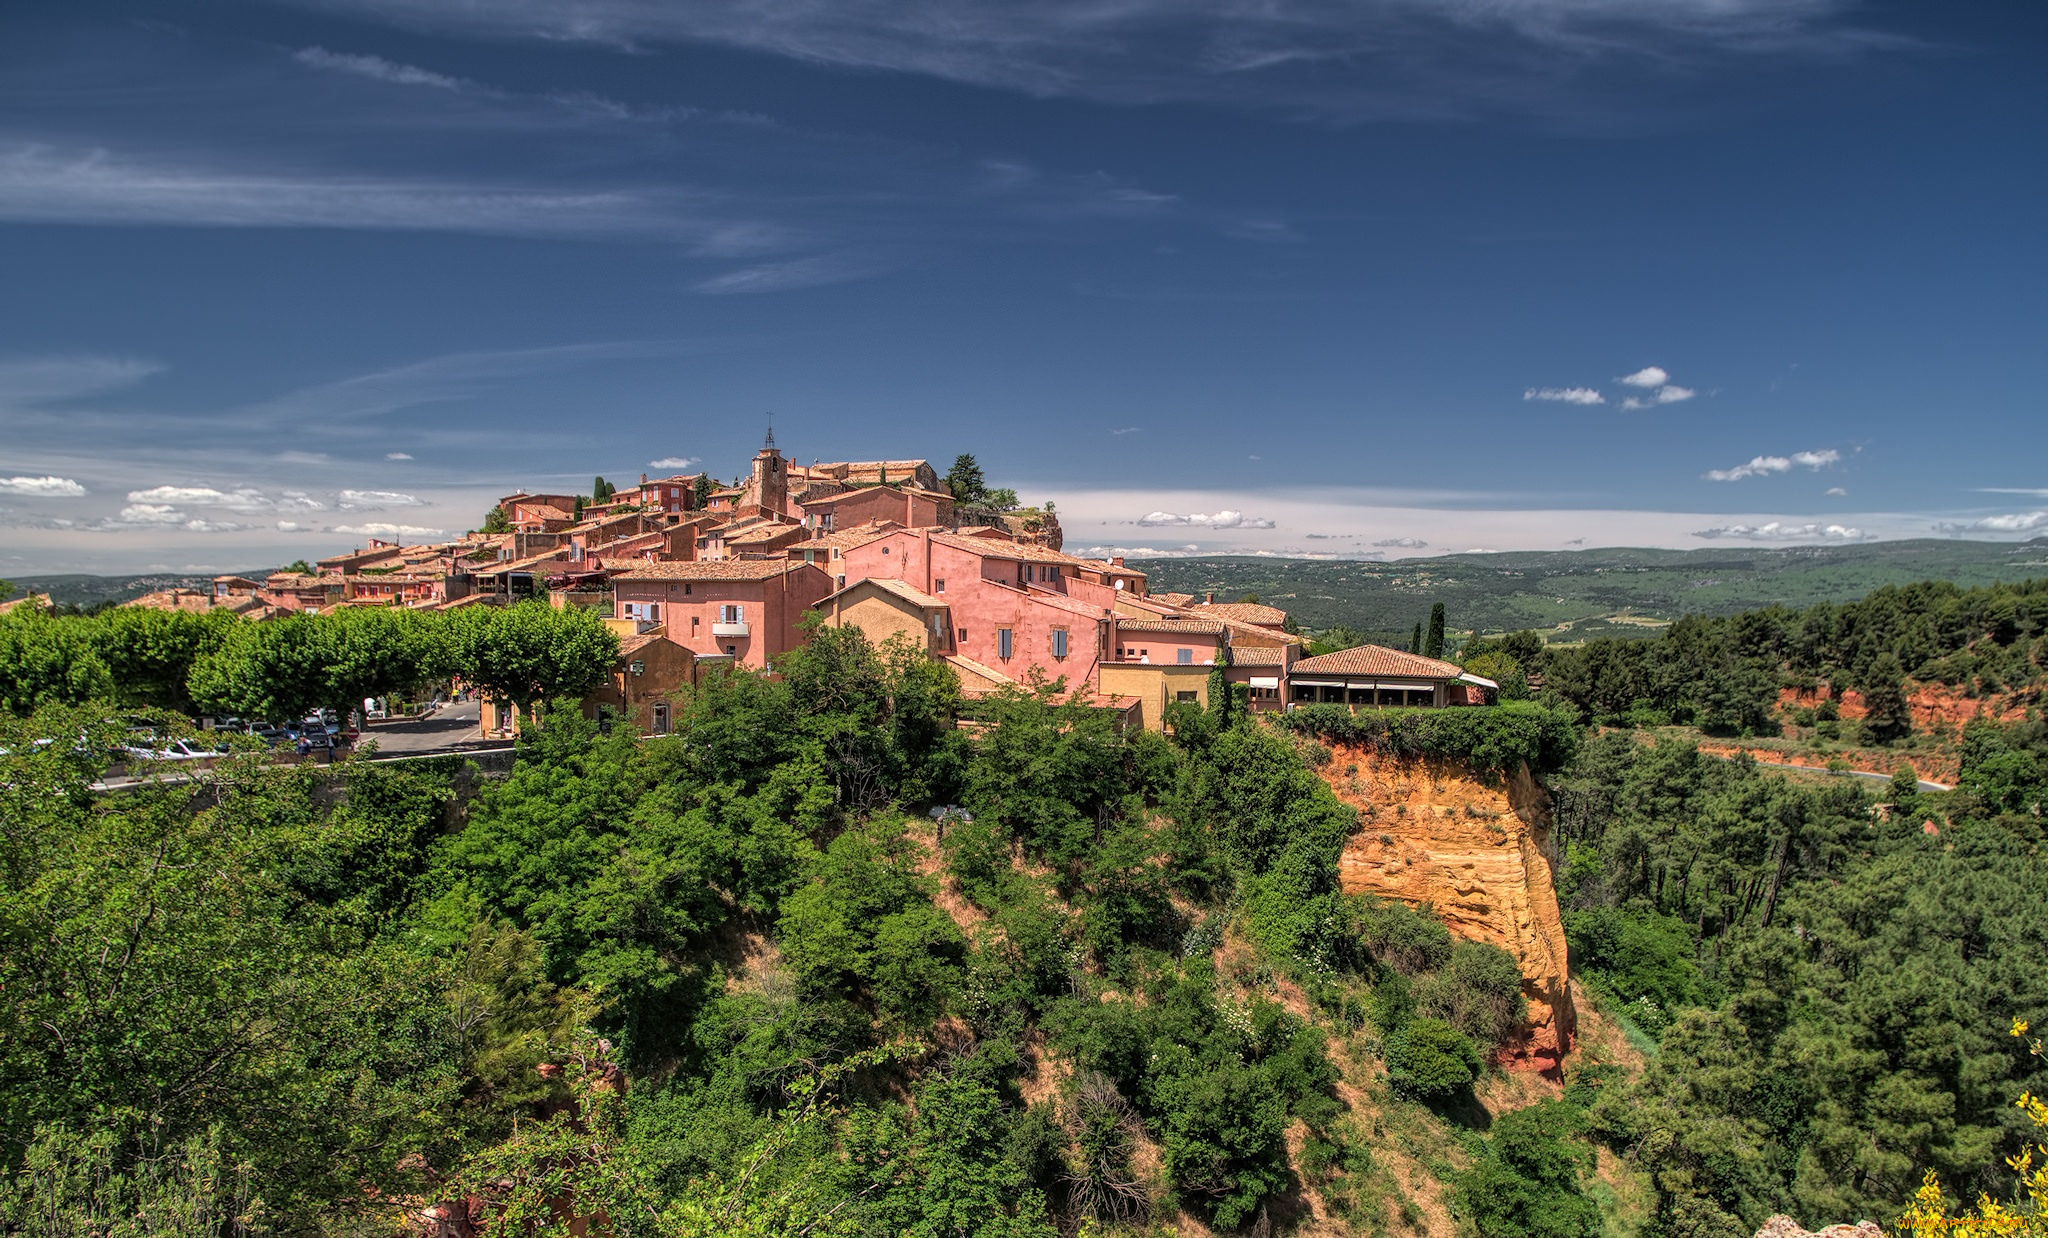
693, 253, 883, 295
649, 456, 700, 469
1704, 448, 1837, 482
1705, 456, 1791, 482
337, 489, 426, 508
1826, 486, 1848, 497
1373, 536, 1429, 548
276, 521, 315, 533
385, 451, 414, 460
287, 0, 1884, 122
1524, 386, 1605, 406
294, 46, 466, 91
0, 143, 780, 247
1136, 509, 1276, 529
1619, 366, 1670, 388
1111, 426, 1142, 435
0, 475, 87, 498
1620, 384, 1696, 410
330, 522, 447, 537
126, 485, 275, 512
0, 356, 163, 405
114, 503, 186, 526
278, 492, 328, 511
1933, 511, 2048, 535
1693, 521, 1873, 542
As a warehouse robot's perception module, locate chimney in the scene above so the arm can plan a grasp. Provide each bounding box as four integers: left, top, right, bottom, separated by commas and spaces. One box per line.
640, 473, 648, 485
1205, 591, 1214, 604
1111, 556, 1124, 568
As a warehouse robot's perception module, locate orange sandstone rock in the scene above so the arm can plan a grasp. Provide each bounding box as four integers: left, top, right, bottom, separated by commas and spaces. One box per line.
1317, 745, 1574, 1073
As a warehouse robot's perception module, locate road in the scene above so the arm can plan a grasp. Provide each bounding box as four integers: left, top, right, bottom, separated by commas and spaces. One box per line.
1716, 751, 1951, 793
354, 699, 499, 757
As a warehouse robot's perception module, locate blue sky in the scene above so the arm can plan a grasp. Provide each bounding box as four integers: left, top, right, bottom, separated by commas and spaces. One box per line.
1, 0, 2043, 572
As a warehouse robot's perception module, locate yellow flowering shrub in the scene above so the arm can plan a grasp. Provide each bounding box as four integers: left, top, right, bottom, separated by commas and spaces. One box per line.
1897, 1020, 2048, 1238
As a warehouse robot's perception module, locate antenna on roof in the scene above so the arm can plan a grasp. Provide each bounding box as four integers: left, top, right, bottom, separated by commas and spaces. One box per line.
763, 420, 777, 450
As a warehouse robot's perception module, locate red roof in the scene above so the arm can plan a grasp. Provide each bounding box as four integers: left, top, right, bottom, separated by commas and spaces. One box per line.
1188, 601, 1290, 628
1288, 645, 1462, 679
616, 560, 813, 581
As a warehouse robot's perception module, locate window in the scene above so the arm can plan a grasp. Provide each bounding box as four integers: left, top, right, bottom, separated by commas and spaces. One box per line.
997, 628, 1013, 659
934, 578, 946, 594
881, 545, 889, 555
836, 575, 847, 590
691, 615, 699, 630
623, 601, 658, 622
719, 604, 744, 624
683, 583, 692, 595
1051, 628, 1069, 659
1177, 648, 1193, 665
1175, 691, 1199, 703
958, 628, 968, 642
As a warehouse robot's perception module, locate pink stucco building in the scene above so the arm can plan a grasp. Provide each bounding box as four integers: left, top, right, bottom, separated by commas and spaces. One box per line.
610, 559, 832, 670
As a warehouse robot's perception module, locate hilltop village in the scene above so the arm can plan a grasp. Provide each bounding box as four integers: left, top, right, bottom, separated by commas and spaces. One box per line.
117, 437, 1494, 732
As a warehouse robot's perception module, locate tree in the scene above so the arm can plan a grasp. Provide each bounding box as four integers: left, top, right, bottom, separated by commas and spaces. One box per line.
91, 606, 240, 715
1425, 603, 1447, 659
592, 475, 615, 502
280, 559, 313, 575
945, 455, 987, 506
693, 473, 714, 508
1862, 651, 1912, 742
1411, 621, 1423, 654
451, 601, 618, 719
186, 615, 327, 723
0, 610, 114, 714
1207, 644, 1236, 729
481, 504, 512, 534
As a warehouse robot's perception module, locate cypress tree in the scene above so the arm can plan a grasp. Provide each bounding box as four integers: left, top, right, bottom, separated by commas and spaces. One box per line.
1424, 604, 1446, 659
1411, 622, 1423, 654
1208, 644, 1235, 727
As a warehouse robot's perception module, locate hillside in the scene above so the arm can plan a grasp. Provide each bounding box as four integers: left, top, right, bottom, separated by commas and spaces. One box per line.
1, 572, 262, 609
1138, 538, 2048, 640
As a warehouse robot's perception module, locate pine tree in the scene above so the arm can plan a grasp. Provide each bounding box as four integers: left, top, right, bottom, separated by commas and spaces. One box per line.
1411, 622, 1423, 654
1424, 604, 1446, 659
1862, 652, 1912, 742
945, 455, 987, 506
691, 474, 713, 509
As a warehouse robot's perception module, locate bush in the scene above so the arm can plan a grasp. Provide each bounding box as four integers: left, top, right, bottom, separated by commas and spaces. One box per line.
1385, 1016, 1481, 1099
1271, 701, 1581, 777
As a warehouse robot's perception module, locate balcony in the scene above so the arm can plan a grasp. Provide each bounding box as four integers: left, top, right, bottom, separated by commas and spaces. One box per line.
711, 620, 750, 637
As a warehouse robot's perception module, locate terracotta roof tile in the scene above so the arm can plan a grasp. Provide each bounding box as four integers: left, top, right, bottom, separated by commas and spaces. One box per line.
1151, 592, 1196, 607
616, 559, 812, 581
1116, 617, 1225, 635
1226, 645, 1285, 666
1187, 601, 1290, 628
1288, 645, 1462, 679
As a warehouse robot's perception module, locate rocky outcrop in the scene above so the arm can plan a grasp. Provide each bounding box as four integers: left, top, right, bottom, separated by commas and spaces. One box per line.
1752, 1216, 1884, 1238
1317, 745, 1574, 1070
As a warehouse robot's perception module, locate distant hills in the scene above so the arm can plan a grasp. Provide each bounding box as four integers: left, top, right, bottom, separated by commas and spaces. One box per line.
12, 539, 2048, 642
1, 572, 261, 610
1138, 538, 2048, 641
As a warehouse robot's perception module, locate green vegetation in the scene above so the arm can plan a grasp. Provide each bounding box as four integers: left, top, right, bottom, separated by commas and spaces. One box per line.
1272, 700, 1581, 777
0, 598, 617, 724
1139, 539, 2048, 640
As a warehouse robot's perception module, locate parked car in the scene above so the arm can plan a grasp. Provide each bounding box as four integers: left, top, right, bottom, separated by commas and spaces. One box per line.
119, 738, 228, 762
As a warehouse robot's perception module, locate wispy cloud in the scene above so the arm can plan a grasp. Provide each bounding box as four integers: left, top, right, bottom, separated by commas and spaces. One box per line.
1694, 521, 1873, 541
1933, 511, 2048, 535
0, 475, 87, 498
1825, 486, 1847, 496
1110, 426, 1142, 436
1621, 384, 1695, 410
127, 484, 276, 512
1136, 509, 1276, 529
293, 46, 466, 91
330, 522, 447, 537
649, 456, 700, 469
385, 451, 414, 460
278, 0, 1895, 122
1704, 448, 1838, 481
0, 143, 786, 247
0, 355, 163, 406
1373, 536, 1428, 548
692, 253, 884, 295
338, 489, 426, 508
1618, 366, 1669, 388
1524, 386, 1604, 405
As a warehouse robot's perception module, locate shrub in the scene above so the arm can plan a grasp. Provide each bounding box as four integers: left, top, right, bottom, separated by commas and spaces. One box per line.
1385, 1016, 1481, 1100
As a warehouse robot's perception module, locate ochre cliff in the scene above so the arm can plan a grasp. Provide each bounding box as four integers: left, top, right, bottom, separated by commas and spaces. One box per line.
1316, 745, 1575, 1071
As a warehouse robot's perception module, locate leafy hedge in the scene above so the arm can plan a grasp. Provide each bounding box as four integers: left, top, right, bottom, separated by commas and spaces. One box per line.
1268, 700, 1580, 777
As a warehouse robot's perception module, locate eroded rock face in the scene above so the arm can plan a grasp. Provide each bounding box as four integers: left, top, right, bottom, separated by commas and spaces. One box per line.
1752, 1215, 1884, 1238
1318, 745, 1574, 1070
